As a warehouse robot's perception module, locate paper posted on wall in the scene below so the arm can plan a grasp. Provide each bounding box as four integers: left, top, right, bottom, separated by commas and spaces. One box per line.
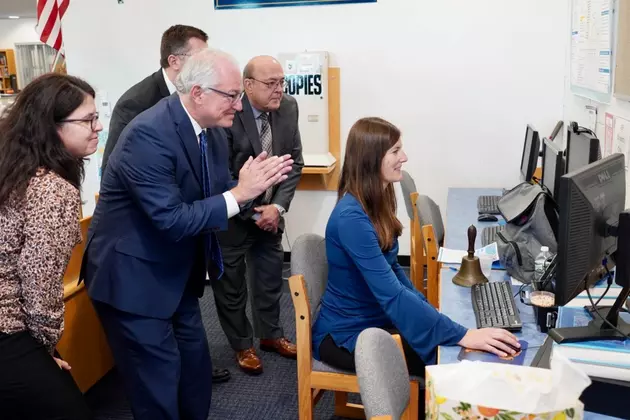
613, 116, 630, 171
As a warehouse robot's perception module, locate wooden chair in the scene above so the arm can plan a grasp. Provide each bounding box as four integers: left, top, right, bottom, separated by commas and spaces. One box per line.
401, 172, 427, 294
409, 192, 427, 294
421, 224, 441, 308
56, 216, 115, 393
289, 234, 421, 420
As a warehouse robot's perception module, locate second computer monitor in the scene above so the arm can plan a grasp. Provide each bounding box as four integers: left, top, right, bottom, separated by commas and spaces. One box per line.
520, 125, 540, 182
541, 138, 565, 198
554, 153, 626, 306
565, 128, 601, 173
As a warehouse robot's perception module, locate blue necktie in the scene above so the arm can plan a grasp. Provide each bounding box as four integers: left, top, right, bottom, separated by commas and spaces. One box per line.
199, 129, 224, 280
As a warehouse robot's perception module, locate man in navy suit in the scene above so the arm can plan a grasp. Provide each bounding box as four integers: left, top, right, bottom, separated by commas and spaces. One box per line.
82, 48, 294, 420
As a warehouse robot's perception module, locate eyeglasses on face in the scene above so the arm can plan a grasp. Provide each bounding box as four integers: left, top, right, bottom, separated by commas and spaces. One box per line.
59, 113, 100, 131
248, 78, 286, 91
205, 87, 245, 104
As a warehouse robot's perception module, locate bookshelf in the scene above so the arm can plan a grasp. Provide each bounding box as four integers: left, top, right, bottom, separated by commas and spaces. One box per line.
0, 49, 17, 94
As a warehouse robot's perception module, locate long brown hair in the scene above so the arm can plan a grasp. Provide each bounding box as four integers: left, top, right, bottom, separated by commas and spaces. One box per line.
338, 117, 403, 251
0, 73, 94, 207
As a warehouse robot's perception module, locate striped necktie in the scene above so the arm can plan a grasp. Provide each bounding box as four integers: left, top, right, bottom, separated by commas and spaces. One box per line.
258, 113, 274, 203
199, 129, 224, 280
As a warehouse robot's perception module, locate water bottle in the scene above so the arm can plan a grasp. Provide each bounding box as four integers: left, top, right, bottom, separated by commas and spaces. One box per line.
533, 246, 551, 287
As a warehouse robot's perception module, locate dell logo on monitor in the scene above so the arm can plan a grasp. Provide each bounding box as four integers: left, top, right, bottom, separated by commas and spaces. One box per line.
597, 170, 611, 183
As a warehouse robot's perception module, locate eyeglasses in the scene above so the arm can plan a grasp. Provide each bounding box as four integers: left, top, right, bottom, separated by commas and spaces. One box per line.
248, 78, 286, 91
59, 113, 100, 131
205, 87, 245, 104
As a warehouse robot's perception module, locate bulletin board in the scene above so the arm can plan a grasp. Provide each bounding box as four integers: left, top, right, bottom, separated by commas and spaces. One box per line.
570, 0, 614, 102
614, 0, 630, 100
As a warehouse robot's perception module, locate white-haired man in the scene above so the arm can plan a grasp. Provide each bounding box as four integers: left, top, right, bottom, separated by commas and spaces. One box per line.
82, 48, 294, 420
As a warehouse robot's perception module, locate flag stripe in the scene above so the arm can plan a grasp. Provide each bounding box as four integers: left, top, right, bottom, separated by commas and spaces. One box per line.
37, 0, 67, 53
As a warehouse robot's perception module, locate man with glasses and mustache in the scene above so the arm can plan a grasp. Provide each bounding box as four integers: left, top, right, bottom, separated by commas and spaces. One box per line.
214, 55, 304, 375
82, 49, 295, 420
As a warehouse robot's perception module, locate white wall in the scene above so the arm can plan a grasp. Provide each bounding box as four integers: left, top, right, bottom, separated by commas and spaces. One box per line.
62, 0, 568, 255
562, 0, 630, 207
0, 18, 39, 49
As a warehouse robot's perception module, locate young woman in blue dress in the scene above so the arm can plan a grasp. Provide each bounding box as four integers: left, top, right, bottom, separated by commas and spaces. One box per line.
311, 117, 520, 376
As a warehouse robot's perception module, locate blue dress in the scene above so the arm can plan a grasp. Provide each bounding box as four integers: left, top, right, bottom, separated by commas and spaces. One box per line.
311, 193, 468, 365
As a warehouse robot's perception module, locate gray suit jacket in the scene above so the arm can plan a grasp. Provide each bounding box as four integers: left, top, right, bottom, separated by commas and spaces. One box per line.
224, 94, 304, 237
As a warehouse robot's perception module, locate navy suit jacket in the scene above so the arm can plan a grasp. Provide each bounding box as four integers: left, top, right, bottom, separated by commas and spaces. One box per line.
82, 93, 235, 319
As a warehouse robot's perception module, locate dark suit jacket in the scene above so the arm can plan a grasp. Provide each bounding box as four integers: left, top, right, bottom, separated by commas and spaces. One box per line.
83, 94, 236, 319
101, 69, 170, 176
222, 94, 303, 243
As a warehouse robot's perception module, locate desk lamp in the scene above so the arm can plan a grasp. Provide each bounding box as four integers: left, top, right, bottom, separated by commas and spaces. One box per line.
453, 225, 489, 287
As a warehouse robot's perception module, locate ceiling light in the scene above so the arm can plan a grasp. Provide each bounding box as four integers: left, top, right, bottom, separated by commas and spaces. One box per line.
8, 16, 20, 19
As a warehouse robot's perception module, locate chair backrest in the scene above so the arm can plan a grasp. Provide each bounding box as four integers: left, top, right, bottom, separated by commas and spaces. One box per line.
400, 170, 417, 221
415, 195, 444, 247
421, 224, 440, 308
355, 328, 410, 420
290, 233, 328, 320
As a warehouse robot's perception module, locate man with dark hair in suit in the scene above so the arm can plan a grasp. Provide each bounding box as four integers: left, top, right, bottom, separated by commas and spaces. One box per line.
99, 25, 234, 385
100, 24, 208, 176
214, 55, 304, 374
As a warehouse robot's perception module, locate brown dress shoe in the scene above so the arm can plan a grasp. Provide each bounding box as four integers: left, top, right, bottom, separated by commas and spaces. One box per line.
236, 348, 263, 375
259, 337, 297, 359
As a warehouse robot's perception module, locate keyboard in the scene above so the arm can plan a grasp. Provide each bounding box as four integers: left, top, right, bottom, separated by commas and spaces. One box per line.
471, 281, 522, 331
477, 195, 501, 214
481, 225, 505, 247
477, 189, 509, 215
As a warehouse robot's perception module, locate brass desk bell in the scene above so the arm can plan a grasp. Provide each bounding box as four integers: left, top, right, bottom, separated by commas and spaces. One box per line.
452, 225, 489, 287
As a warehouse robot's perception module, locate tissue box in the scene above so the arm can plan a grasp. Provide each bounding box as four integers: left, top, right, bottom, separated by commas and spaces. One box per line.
425, 366, 586, 420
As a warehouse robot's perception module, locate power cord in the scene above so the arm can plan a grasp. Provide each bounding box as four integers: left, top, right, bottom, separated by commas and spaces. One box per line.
584, 259, 630, 339
592, 264, 613, 307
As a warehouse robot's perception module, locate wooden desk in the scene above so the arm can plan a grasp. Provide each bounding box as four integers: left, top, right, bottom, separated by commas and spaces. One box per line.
55, 216, 114, 393
436, 187, 619, 420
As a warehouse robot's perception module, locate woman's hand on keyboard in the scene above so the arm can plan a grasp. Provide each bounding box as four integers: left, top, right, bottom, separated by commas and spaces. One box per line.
458, 328, 520, 358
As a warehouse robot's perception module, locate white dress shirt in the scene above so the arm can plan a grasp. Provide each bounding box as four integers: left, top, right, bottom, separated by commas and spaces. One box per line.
179, 96, 240, 219
162, 68, 177, 95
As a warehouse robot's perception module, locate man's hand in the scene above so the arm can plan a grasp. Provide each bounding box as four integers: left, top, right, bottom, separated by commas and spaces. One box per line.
231, 152, 293, 204
254, 205, 280, 233
457, 328, 520, 358
53, 357, 71, 371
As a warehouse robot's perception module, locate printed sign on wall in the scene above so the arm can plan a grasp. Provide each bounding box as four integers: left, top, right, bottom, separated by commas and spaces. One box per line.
215, 0, 375, 10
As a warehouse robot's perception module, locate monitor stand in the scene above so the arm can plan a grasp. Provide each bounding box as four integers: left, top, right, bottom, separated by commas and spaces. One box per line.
548, 289, 630, 344
549, 211, 630, 344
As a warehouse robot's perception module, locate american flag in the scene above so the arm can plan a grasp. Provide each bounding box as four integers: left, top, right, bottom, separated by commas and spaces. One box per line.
36, 0, 69, 53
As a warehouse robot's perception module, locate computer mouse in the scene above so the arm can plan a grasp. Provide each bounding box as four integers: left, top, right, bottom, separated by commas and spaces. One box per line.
477, 214, 498, 222
505, 342, 521, 354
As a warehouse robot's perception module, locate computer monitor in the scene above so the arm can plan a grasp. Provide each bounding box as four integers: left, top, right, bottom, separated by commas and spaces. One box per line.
565, 127, 601, 173
541, 138, 565, 198
549, 153, 630, 343
520, 125, 540, 182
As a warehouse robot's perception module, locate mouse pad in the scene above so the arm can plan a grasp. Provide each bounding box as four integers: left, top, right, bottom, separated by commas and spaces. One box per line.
457, 340, 528, 365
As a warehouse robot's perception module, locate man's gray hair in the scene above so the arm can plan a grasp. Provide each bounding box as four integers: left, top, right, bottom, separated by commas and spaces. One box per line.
174, 48, 240, 94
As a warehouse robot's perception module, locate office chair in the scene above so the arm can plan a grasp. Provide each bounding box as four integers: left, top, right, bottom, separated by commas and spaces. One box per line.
355, 328, 413, 420
289, 234, 421, 419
